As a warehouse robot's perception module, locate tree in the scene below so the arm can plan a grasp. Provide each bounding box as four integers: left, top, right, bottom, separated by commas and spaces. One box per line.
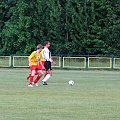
1, 0, 34, 54
0, 0, 120, 55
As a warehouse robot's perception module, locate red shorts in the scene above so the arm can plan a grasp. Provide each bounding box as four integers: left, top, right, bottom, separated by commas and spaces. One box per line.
30, 65, 43, 71
30, 65, 37, 71
41, 61, 45, 66
38, 61, 45, 70
30, 61, 45, 71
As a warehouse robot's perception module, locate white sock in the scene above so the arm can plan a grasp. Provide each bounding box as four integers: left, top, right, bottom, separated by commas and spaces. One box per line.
42, 74, 51, 82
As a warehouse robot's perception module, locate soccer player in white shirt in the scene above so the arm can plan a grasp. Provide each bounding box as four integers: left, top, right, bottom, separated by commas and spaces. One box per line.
42, 41, 55, 85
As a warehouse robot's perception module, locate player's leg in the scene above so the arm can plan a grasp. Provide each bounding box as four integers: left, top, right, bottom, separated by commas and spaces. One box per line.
33, 61, 45, 85
42, 71, 51, 85
33, 67, 44, 86
28, 70, 36, 87
42, 61, 52, 85
27, 71, 39, 80
28, 66, 36, 87
44, 71, 48, 78
44, 67, 52, 78
44, 61, 49, 77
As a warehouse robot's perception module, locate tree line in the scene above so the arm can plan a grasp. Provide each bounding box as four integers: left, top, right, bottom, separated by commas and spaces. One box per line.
0, 0, 120, 55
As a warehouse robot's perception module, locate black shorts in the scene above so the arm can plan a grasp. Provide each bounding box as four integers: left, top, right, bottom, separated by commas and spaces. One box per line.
44, 61, 52, 71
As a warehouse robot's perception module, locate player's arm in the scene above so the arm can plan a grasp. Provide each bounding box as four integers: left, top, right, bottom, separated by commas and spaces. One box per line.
51, 57, 56, 65
28, 52, 35, 67
52, 60, 56, 65
28, 58, 32, 67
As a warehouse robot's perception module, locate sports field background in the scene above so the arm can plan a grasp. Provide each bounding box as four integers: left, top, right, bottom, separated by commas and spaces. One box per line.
0, 69, 120, 120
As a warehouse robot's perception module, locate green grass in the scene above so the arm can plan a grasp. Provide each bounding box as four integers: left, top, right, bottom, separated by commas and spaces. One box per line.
0, 69, 120, 120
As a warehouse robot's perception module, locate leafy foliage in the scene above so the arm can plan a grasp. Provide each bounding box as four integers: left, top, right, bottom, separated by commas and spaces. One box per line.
0, 0, 120, 55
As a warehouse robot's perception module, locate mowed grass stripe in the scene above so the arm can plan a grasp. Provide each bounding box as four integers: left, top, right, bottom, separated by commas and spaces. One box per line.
0, 69, 120, 120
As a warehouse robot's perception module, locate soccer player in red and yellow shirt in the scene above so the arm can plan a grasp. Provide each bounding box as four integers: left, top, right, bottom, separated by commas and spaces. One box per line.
27, 48, 45, 80
28, 44, 44, 87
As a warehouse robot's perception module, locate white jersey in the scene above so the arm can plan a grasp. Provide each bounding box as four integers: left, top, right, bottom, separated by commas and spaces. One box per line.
42, 47, 52, 62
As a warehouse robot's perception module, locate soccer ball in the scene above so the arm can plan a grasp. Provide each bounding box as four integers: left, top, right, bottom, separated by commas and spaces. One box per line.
68, 80, 74, 86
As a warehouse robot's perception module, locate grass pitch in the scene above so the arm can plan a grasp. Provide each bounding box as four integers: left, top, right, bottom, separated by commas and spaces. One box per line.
0, 69, 120, 120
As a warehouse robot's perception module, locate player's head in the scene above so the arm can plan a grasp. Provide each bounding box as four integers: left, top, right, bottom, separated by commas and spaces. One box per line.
36, 44, 43, 53
44, 41, 50, 48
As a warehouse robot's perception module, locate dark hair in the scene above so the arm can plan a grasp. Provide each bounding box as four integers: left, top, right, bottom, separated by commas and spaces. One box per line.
43, 41, 50, 46
36, 44, 43, 49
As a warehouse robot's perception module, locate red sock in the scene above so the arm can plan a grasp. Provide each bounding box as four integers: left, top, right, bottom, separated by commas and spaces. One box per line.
29, 73, 31, 77
30, 76, 34, 85
44, 71, 49, 78
34, 76, 41, 84
35, 72, 38, 75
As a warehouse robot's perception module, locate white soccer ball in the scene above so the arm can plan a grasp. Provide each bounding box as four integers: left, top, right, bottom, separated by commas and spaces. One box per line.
68, 80, 74, 86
